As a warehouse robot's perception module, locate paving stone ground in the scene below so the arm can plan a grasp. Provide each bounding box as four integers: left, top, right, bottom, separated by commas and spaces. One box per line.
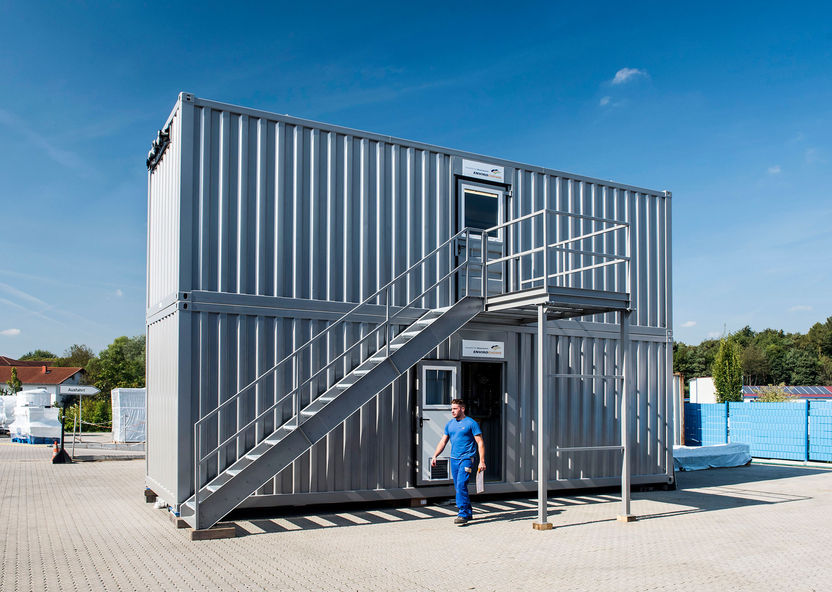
1, 437, 831, 591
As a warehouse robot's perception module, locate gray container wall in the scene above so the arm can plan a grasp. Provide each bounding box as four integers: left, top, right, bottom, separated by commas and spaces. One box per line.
147, 93, 673, 506
148, 94, 670, 330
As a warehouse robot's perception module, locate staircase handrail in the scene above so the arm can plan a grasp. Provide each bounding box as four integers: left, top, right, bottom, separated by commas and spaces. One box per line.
194, 227, 477, 435
196, 254, 478, 473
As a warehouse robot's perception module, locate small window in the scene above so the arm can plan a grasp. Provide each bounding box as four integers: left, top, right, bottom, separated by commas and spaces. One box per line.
424, 368, 454, 406
464, 189, 499, 231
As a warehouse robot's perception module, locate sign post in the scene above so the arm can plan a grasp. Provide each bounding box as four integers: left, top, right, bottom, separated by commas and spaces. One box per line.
59, 385, 100, 442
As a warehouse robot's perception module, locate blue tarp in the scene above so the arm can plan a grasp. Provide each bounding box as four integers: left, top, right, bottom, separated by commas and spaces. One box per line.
673, 444, 751, 471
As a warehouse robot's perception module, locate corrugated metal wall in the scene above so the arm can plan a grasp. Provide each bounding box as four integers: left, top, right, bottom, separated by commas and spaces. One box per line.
147, 108, 181, 309
145, 309, 181, 503
175, 96, 670, 323
146, 94, 673, 506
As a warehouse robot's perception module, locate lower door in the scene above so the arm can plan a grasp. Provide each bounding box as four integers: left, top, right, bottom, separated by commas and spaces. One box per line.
416, 362, 459, 486
461, 362, 503, 482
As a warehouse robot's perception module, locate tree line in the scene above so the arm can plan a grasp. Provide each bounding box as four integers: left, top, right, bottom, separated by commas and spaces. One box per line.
674, 317, 832, 396
4, 335, 145, 432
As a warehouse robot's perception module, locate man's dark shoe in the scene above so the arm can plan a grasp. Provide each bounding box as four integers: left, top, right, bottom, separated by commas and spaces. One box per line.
454, 516, 469, 525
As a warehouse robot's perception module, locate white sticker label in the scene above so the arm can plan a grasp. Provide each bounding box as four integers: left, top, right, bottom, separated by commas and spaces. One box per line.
462, 340, 504, 359
462, 159, 504, 183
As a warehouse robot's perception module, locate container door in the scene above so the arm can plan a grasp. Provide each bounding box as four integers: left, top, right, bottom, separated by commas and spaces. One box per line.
461, 362, 503, 482
416, 362, 460, 485
457, 182, 507, 298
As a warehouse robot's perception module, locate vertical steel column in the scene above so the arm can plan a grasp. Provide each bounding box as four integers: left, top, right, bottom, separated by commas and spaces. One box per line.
385, 287, 391, 357
481, 231, 487, 300
193, 427, 200, 529
543, 211, 549, 288
618, 309, 635, 522
533, 303, 552, 530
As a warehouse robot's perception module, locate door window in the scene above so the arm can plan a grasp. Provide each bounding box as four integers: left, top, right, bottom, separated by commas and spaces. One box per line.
424, 368, 455, 407
463, 189, 500, 231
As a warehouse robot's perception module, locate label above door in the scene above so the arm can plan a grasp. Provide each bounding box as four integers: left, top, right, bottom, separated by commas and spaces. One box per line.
462, 340, 505, 359
462, 159, 505, 183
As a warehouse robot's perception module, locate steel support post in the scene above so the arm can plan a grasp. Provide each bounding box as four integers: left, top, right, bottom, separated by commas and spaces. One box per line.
533, 304, 552, 530
618, 309, 636, 522
193, 427, 200, 529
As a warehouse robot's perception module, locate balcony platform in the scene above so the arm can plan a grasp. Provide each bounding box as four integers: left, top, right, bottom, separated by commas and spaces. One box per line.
477, 285, 630, 325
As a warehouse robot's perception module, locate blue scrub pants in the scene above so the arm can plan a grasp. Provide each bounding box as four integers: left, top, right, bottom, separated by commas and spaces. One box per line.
450, 457, 474, 518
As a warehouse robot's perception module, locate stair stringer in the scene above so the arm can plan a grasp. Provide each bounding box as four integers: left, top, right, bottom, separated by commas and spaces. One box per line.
183, 295, 483, 529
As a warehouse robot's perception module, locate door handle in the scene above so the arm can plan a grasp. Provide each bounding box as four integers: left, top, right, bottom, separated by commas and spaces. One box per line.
419, 416, 430, 428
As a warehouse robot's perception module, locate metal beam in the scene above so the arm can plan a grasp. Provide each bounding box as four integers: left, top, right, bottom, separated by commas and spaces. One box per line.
533, 304, 553, 530
618, 309, 636, 522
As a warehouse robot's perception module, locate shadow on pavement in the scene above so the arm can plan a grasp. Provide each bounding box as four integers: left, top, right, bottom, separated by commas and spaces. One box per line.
229, 464, 828, 536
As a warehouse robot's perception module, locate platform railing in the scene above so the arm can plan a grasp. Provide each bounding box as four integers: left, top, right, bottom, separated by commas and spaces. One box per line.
480, 208, 630, 298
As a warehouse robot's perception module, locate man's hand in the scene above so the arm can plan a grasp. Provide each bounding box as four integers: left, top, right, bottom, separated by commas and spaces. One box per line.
431, 457, 437, 467
478, 461, 486, 473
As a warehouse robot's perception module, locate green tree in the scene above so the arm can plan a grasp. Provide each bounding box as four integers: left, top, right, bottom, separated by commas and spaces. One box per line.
4, 367, 23, 394
764, 344, 790, 385
819, 355, 832, 386
712, 338, 743, 402
741, 344, 769, 385
755, 384, 793, 403
807, 317, 832, 358
85, 335, 146, 394
19, 349, 58, 361
60, 344, 96, 369
785, 349, 820, 385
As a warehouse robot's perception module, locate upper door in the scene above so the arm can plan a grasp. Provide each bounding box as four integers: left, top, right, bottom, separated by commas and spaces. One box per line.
457, 181, 507, 298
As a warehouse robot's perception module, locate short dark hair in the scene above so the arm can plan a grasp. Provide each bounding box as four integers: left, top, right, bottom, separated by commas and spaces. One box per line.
451, 399, 465, 407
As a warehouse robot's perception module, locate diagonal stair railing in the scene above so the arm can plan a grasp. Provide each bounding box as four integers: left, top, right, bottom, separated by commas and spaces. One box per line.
192, 227, 488, 524
189, 207, 630, 528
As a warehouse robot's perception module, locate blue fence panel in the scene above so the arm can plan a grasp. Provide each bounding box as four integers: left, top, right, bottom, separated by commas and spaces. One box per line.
729, 401, 808, 461
684, 403, 728, 446
809, 401, 832, 462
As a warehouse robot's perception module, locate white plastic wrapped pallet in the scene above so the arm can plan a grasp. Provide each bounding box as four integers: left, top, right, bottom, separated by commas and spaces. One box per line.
0, 395, 17, 428
8, 389, 61, 442
111, 388, 146, 442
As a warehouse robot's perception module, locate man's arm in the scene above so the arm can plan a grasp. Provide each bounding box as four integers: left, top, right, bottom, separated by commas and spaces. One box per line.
474, 434, 486, 472
431, 435, 449, 467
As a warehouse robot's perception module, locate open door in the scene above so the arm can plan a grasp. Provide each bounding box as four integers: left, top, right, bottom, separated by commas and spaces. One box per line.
416, 361, 459, 485
462, 361, 504, 482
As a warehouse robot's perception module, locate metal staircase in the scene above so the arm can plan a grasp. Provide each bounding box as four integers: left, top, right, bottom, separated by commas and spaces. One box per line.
181, 208, 631, 530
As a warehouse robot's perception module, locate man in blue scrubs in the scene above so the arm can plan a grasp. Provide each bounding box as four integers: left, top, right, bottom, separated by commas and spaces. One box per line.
431, 399, 486, 525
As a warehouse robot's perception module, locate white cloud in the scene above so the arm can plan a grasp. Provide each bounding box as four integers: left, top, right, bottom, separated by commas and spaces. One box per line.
707, 331, 722, 339
767, 165, 781, 175
599, 96, 611, 106
681, 321, 696, 328
611, 67, 648, 85
789, 305, 812, 312
1, 328, 21, 336
115, 289, 124, 297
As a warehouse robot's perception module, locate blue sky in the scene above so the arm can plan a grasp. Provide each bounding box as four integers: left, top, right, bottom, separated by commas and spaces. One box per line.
1, 1, 830, 356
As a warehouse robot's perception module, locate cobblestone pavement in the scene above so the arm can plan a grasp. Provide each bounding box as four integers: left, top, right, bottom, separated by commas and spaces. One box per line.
2, 438, 831, 591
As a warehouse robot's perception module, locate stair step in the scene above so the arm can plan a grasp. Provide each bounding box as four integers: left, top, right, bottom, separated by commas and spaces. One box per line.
227, 469, 241, 476
245, 453, 263, 460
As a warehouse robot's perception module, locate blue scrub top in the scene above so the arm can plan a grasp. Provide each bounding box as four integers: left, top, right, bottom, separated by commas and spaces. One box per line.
444, 416, 482, 459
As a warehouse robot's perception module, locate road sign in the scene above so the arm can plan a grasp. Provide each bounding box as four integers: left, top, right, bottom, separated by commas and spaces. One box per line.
59, 385, 100, 396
